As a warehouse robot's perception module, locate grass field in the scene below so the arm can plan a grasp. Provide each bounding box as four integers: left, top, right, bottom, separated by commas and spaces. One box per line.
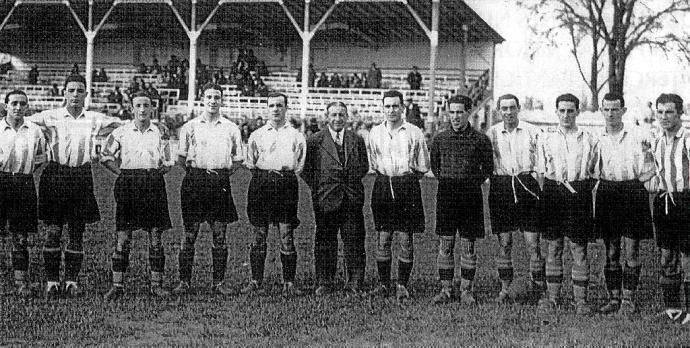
1, 166, 689, 346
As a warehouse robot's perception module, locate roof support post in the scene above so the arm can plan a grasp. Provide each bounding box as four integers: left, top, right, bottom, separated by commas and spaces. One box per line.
299, 0, 311, 120
186, 0, 198, 114
0, 2, 18, 32
426, 0, 439, 129
460, 23, 468, 93
84, 0, 95, 107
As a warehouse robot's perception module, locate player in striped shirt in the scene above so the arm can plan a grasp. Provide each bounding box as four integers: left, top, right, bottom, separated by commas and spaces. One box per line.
101, 91, 174, 301
0, 90, 46, 297
595, 92, 656, 315
486, 94, 545, 303
27, 74, 122, 298
536, 93, 598, 316
650, 93, 690, 323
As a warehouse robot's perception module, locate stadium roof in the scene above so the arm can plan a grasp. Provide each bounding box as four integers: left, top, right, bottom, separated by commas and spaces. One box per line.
0, 0, 504, 44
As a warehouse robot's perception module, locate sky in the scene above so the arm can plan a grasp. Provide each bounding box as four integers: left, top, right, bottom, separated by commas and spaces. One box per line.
465, 0, 690, 114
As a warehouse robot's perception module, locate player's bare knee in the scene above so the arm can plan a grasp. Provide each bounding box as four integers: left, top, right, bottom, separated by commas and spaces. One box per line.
399, 233, 414, 262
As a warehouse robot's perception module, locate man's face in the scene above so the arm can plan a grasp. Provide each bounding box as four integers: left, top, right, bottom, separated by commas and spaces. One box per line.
203, 88, 222, 115
498, 98, 520, 127
601, 99, 626, 127
267, 96, 287, 124
6, 94, 28, 119
131, 96, 152, 123
405, 99, 412, 107
64, 81, 86, 109
382, 96, 403, 124
327, 105, 348, 132
556, 101, 579, 130
657, 102, 681, 131
448, 102, 469, 131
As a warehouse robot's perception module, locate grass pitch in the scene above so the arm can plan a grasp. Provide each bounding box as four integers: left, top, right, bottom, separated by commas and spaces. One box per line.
1, 166, 689, 346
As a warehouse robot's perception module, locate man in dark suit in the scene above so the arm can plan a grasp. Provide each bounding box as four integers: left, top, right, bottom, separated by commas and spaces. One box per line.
302, 101, 369, 295
404, 97, 425, 130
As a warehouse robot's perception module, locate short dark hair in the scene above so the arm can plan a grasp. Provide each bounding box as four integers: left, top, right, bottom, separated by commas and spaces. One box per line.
130, 90, 152, 102
656, 93, 684, 114
201, 82, 223, 95
64, 74, 86, 88
5, 89, 27, 104
602, 92, 625, 108
382, 90, 403, 105
448, 95, 473, 112
496, 94, 520, 109
266, 92, 288, 105
326, 101, 348, 115
555, 93, 580, 110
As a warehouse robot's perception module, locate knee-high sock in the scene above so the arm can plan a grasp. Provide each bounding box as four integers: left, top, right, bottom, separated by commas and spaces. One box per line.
212, 247, 228, 284
280, 252, 297, 283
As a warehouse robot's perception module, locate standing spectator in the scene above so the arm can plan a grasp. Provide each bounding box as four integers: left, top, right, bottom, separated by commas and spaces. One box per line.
352, 73, 363, 88
404, 97, 424, 130
98, 68, 109, 83
28, 65, 39, 85
255, 78, 269, 97
137, 62, 148, 74
257, 61, 269, 77
407, 66, 422, 90
366, 63, 382, 89
70, 63, 80, 76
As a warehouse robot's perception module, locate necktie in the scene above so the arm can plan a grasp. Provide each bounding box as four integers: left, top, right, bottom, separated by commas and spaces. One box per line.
335, 132, 342, 146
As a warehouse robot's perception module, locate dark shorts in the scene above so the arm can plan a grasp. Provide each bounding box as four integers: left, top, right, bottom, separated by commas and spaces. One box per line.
539, 178, 594, 243
489, 173, 540, 234
0, 172, 37, 233
115, 169, 171, 231
371, 174, 424, 233
181, 167, 238, 225
39, 162, 100, 225
435, 178, 484, 239
654, 191, 690, 253
595, 179, 653, 240
247, 169, 299, 227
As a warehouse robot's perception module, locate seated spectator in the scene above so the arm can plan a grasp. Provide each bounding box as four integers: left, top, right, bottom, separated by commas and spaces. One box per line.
257, 61, 269, 77
341, 74, 350, 89
115, 100, 133, 120
49, 84, 61, 97
316, 72, 329, 87
366, 62, 382, 88
217, 68, 228, 85
28, 65, 39, 84
97, 68, 108, 82
147, 83, 160, 100
108, 86, 124, 105
330, 73, 341, 88
306, 117, 319, 135
137, 62, 148, 74
70, 63, 80, 75
255, 78, 269, 97
352, 73, 363, 88
91, 70, 99, 83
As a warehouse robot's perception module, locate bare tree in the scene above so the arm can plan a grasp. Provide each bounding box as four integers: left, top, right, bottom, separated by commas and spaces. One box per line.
520, 0, 690, 109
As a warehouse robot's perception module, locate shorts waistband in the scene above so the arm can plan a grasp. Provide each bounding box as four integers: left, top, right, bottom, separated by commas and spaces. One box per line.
187, 167, 231, 175
121, 168, 162, 175
0, 171, 33, 178
254, 168, 295, 176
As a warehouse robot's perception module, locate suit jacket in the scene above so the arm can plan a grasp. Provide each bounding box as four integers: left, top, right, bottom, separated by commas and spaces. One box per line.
301, 129, 369, 212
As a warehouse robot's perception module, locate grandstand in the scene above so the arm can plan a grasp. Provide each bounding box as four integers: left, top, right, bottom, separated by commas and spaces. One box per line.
0, 0, 503, 128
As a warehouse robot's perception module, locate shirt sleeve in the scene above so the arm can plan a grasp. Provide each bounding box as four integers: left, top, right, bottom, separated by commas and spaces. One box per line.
429, 134, 440, 178
480, 133, 494, 182
639, 129, 656, 182
367, 130, 378, 173
244, 131, 258, 169
34, 127, 47, 166
177, 122, 191, 158
294, 131, 307, 174
411, 129, 430, 173
100, 129, 121, 163
231, 125, 244, 163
